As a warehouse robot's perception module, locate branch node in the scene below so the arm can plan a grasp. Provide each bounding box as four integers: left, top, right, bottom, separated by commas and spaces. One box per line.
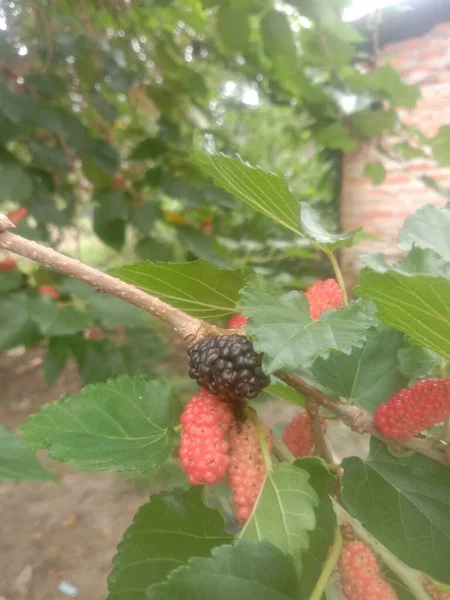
0, 214, 15, 233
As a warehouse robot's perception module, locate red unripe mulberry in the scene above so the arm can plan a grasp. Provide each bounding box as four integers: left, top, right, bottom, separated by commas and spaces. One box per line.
282, 411, 328, 457
227, 313, 249, 330
0, 257, 16, 271
305, 278, 343, 320
39, 286, 59, 299
374, 379, 450, 439
179, 390, 235, 485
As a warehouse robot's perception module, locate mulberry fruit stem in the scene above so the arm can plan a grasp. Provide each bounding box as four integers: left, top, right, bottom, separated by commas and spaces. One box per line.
309, 527, 343, 600
244, 407, 273, 474
324, 248, 349, 305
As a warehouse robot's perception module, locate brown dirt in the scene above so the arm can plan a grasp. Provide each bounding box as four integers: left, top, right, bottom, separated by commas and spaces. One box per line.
0, 348, 152, 600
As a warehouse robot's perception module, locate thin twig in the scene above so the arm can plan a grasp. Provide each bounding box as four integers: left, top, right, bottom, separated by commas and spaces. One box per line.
309, 527, 343, 600
306, 397, 335, 466
325, 249, 349, 305
0, 217, 226, 346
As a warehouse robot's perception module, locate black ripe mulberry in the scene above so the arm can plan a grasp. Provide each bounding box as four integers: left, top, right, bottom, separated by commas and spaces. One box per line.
187, 335, 270, 403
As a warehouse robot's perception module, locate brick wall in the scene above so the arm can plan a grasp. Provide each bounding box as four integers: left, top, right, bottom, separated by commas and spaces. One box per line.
340, 21, 450, 289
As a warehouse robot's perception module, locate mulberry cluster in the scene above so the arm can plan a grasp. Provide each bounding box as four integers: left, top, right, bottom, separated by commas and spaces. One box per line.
305, 278, 343, 320
179, 390, 235, 485
282, 411, 328, 457
339, 541, 398, 600
374, 378, 450, 439
227, 418, 272, 522
187, 334, 270, 405
228, 313, 249, 330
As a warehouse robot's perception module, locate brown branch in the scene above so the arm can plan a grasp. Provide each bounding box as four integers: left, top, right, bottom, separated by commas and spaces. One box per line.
278, 371, 449, 467
0, 216, 226, 346
306, 397, 335, 466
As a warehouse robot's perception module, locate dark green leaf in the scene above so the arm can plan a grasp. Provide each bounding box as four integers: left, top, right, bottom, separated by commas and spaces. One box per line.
300, 203, 362, 251
135, 238, 173, 262
110, 260, 251, 320
357, 248, 450, 361
398, 203, 450, 261
108, 487, 232, 600
44, 337, 71, 385
31, 295, 91, 336
260, 10, 298, 86
130, 202, 160, 236
28, 140, 69, 172
89, 139, 120, 176
240, 463, 318, 569
240, 283, 375, 373
0, 270, 23, 295
94, 218, 126, 251
217, 5, 250, 52
364, 162, 386, 185
86, 294, 151, 329
129, 138, 168, 160
311, 325, 407, 412
193, 151, 299, 233
0, 162, 32, 203
0, 424, 56, 482
94, 189, 129, 222
147, 540, 299, 600
21, 376, 179, 473
342, 438, 450, 584
0, 293, 35, 352
177, 227, 233, 269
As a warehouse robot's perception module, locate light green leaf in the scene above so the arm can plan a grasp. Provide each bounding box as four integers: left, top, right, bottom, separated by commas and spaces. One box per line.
31, 295, 91, 336
364, 162, 386, 185
147, 540, 299, 600
109, 260, 251, 320
311, 325, 408, 412
352, 109, 396, 137
316, 122, 357, 152
300, 203, 362, 251
342, 438, 450, 584
217, 5, 250, 52
108, 487, 232, 600
240, 283, 375, 373
193, 151, 300, 234
398, 203, 450, 261
0, 424, 56, 482
266, 382, 305, 407
430, 125, 450, 166
240, 463, 318, 567
397, 345, 443, 379
357, 248, 450, 361
20, 376, 180, 473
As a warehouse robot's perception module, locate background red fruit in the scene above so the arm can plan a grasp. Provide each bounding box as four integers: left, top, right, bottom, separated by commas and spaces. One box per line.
6, 206, 28, 225
282, 411, 328, 457
374, 378, 450, 439
305, 278, 343, 320
179, 390, 235, 485
84, 328, 103, 341
227, 313, 249, 330
227, 417, 272, 522
0, 256, 16, 271
39, 286, 59, 299
339, 540, 398, 600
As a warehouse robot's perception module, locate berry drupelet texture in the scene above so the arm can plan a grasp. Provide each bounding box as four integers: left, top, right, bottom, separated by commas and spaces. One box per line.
187, 335, 270, 404
374, 378, 450, 439
179, 390, 235, 485
227, 418, 272, 522
305, 278, 343, 320
282, 411, 328, 457
339, 541, 398, 600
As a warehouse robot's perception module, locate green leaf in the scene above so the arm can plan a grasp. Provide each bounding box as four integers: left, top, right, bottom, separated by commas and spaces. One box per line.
110, 260, 251, 320
430, 125, 450, 166
266, 382, 305, 407
94, 219, 126, 251
31, 296, 91, 336
300, 203, 362, 251
294, 458, 337, 598
315, 122, 357, 152
240, 463, 318, 568
311, 325, 408, 412
217, 5, 250, 52
44, 337, 71, 385
147, 540, 299, 600
135, 238, 173, 262
260, 10, 298, 87
240, 284, 375, 373
86, 294, 151, 329
129, 137, 168, 160
352, 109, 396, 138
193, 151, 300, 234
28, 141, 69, 172
20, 376, 180, 473
0, 162, 33, 203
398, 203, 450, 262
397, 345, 442, 379
0, 424, 56, 482
0, 270, 23, 295
357, 248, 450, 362
420, 175, 450, 200
89, 139, 120, 176
108, 487, 232, 600
364, 162, 386, 185
177, 227, 233, 269
95, 189, 129, 222
342, 438, 450, 584
0, 293, 35, 352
